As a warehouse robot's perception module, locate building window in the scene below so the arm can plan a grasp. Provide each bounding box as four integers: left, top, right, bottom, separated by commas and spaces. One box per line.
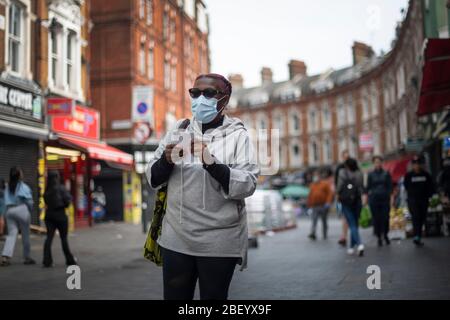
347, 95, 355, 124
309, 140, 320, 165
338, 133, 347, 157
337, 97, 346, 127
272, 112, 285, 136
323, 137, 332, 164
371, 84, 379, 117
147, 48, 154, 80
322, 104, 331, 130
383, 87, 390, 109
399, 109, 408, 144
65, 31, 75, 89
50, 28, 59, 84
146, 0, 153, 24
362, 92, 370, 121
396, 65, 406, 99
289, 110, 300, 135
8, 2, 24, 74
308, 108, 318, 133
163, 11, 169, 40
139, 42, 146, 75
139, 0, 145, 19
47, 4, 83, 98
171, 64, 177, 92
290, 142, 301, 168
170, 17, 176, 44
164, 60, 171, 90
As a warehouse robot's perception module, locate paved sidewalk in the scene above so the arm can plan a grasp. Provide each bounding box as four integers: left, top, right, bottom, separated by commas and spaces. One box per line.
0, 217, 449, 300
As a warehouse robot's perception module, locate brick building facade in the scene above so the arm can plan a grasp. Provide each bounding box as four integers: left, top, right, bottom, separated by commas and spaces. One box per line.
90, 0, 210, 152
228, 0, 424, 174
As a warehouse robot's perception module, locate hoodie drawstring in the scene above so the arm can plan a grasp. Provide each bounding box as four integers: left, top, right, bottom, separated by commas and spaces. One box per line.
179, 164, 184, 224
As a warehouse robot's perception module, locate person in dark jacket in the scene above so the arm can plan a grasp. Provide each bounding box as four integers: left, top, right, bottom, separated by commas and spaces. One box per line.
335, 150, 350, 247
43, 170, 77, 267
437, 156, 450, 201
0, 179, 5, 237
403, 155, 435, 247
365, 156, 393, 247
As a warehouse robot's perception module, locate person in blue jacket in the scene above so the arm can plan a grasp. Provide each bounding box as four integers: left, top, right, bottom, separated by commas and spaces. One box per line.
1, 167, 36, 266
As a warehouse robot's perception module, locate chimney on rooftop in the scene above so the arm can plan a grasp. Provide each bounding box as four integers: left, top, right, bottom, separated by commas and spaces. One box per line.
261, 67, 273, 85
288, 60, 307, 80
228, 74, 244, 89
352, 41, 375, 65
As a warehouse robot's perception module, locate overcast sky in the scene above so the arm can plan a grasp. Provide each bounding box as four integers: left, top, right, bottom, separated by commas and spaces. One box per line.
207, 0, 409, 88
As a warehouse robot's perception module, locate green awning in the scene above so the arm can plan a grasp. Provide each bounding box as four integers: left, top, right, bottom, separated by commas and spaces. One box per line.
280, 184, 310, 198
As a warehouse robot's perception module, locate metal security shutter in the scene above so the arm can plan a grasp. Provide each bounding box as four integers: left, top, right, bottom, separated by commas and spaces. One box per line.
0, 133, 39, 224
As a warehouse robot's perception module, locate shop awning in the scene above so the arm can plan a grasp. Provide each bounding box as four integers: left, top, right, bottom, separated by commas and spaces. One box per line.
383, 156, 413, 183
417, 39, 450, 116
58, 135, 134, 169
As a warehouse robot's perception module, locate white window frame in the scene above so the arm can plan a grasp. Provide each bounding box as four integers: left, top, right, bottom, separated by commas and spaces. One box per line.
272, 110, 285, 137
139, 0, 145, 19
396, 64, 406, 99
47, 3, 83, 100
171, 63, 177, 92
336, 96, 346, 127
347, 94, 355, 124
290, 140, 302, 169
256, 112, 268, 131
139, 42, 146, 75
338, 131, 348, 157
321, 102, 332, 130
146, 0, 153, 25
308, 105, 319, 133
308, 138, 320, 165
370, 83, 379, 117
322, 135, 332, 164
164, 60, 171, 90
362, 89, 371, 121
147, 47, 154, 80
288, 108, 301, 136
5, 0, 32, 79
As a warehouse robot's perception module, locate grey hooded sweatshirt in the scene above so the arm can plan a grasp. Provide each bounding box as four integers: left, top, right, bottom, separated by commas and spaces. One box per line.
145, 116, 260, 271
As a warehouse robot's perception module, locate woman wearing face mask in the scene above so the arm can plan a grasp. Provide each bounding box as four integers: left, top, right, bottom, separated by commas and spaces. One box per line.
146, 74, 260, 300
1, 167, 35, 266
365, 156, 392, 247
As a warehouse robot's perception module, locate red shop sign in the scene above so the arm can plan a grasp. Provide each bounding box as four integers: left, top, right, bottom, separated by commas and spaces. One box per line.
51, 105, 100, 140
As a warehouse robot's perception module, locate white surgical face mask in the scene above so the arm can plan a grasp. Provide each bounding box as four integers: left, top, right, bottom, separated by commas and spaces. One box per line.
191, 95, 227, 124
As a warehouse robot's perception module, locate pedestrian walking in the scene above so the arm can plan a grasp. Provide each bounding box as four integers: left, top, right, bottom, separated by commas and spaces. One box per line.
146, 73, 259, 300
1, 167, 35, 266
337, 158, 364, 256
365, 156, 393, 247
0, 179, 5, 238
43, 170, 77, 267
437, 156, 450, 202
335, 150, 350, 247
307, 170, 333, 240
404, 155, 435, 247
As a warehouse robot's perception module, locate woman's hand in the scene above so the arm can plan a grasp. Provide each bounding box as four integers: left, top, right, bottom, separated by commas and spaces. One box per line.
164, 143, 183, 164
192, 140, 215, 165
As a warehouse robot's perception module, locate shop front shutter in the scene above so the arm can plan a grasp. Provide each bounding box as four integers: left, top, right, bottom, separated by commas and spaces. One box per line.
0, 133, 40, 224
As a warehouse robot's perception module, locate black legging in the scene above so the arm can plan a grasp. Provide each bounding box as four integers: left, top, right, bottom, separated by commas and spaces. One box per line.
43, 216, 76, 266
161, 247, 239, 300
408, 200, 428, 239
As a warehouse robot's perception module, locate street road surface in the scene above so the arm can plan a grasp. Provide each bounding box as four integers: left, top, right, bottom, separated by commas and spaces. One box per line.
0, 217, 449, 299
